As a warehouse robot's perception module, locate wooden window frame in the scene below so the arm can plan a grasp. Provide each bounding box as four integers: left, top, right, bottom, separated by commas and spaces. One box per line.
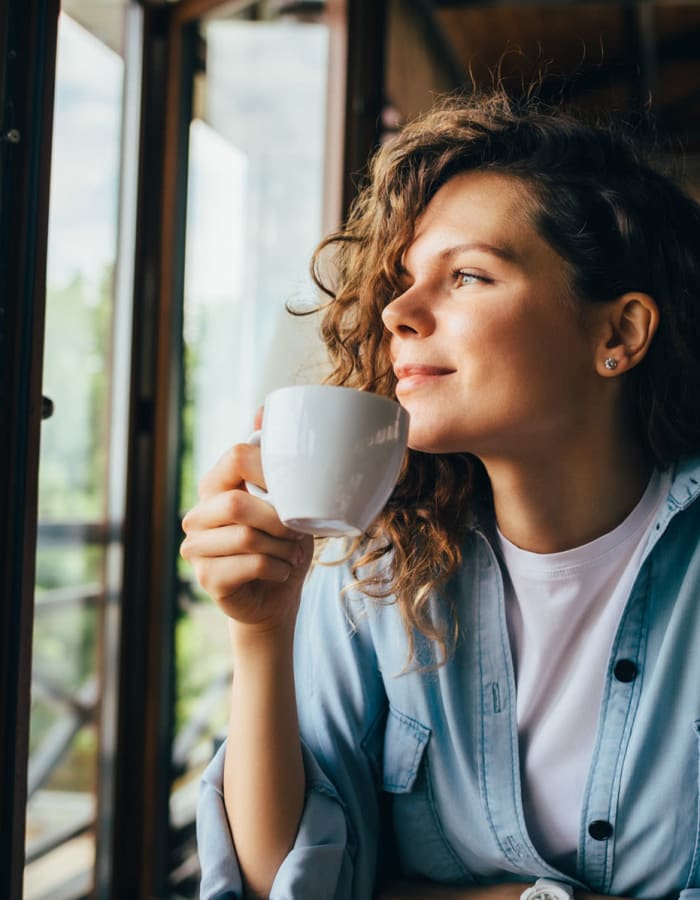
0, 1, 60, 897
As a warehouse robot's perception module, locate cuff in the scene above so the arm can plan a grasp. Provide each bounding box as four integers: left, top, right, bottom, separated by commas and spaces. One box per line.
197, 741, 351, 900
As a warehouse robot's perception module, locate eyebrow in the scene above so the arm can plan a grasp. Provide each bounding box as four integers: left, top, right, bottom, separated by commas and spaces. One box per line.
438, 241, 519, 264
399, 240, 520, 277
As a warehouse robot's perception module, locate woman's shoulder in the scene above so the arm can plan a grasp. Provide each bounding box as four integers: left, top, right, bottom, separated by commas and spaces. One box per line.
298, 538, 391, 638
303, 531, 484, 606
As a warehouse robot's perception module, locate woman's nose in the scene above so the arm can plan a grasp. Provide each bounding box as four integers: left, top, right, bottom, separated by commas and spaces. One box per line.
381, 287, 432, 337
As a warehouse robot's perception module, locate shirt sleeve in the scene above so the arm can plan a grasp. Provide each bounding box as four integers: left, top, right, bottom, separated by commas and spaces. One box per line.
196, 549, 388, 900
196, 739, 354, 900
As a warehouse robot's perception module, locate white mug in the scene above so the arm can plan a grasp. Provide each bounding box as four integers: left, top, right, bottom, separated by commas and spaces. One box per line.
246, 384, 409, 537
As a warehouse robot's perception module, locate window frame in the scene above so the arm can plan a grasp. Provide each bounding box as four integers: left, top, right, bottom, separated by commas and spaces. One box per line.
0, 1, 60, 897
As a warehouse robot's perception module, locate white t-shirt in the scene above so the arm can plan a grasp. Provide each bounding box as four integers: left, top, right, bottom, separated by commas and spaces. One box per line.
498, 467, 671, 872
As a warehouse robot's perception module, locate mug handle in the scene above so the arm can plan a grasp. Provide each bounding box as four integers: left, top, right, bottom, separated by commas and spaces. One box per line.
244, 430, 270, 501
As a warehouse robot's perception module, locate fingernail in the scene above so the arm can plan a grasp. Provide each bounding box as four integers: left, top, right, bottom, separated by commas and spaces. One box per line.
294, 545, 306, 566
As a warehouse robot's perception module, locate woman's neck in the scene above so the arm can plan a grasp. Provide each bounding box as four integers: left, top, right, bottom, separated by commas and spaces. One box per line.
483, 438, 653, 555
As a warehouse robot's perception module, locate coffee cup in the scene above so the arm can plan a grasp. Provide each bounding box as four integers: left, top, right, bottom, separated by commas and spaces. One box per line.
246, 384, 409, 537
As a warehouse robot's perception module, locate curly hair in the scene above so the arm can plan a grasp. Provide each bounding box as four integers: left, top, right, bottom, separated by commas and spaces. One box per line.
308, 90, 700, 662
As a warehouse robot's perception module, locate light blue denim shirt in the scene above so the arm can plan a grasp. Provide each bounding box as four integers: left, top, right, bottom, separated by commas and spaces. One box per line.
197, 456, 700, 899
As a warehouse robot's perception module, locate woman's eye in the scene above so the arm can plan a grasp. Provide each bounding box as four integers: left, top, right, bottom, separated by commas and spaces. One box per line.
454, 270, 484, 287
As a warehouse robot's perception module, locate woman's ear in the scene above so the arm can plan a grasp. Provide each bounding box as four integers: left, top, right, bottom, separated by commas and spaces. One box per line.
595, 292, 659, 376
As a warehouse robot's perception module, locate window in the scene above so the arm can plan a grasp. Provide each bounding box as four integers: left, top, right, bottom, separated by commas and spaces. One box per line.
24, 5, 136, 897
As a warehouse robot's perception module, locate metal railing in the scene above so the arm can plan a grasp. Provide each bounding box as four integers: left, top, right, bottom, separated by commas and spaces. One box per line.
25, 521, 231, 899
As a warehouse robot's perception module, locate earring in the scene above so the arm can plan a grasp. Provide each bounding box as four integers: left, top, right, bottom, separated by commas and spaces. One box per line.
603, 357, 618, 370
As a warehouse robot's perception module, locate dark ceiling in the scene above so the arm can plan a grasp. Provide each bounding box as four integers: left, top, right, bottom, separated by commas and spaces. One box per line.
431, 2, 700, 150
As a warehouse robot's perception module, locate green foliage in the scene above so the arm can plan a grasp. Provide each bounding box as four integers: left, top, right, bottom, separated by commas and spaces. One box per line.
174, 599, 231, 742
30, 266, 112, 791
31, 260, 229, 789
38, 266, 113, 520
35, 545, 102, 592
178, 338, 199, 514
173, 324, 232, 751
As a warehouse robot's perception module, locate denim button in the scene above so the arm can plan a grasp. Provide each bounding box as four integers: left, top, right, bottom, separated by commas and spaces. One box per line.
613, 659, 638, 682
588, 820, 613, 840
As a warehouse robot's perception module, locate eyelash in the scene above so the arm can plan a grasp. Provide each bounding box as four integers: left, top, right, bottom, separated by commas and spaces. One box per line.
453, 269, 489, 287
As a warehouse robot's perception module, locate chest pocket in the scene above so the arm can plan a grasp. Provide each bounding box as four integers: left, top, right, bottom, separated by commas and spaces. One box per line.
381, 705, 473, 883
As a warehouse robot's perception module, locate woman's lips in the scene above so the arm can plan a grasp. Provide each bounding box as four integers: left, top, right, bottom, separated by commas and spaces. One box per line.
394, 364, 455, 393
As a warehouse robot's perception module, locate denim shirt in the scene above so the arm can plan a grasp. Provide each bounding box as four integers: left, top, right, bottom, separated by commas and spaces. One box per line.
197, 456, 700, 899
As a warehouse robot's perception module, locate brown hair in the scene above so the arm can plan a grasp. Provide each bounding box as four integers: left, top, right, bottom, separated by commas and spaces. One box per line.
310, 90, 700, 660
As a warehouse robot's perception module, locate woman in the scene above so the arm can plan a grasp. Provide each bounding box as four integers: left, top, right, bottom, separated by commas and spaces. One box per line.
182, 92, 700, 900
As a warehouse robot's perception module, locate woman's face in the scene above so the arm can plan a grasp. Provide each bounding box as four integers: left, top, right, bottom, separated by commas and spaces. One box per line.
382, 171, 610, 457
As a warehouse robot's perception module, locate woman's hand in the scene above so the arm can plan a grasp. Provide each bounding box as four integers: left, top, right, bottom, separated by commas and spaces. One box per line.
181, 433, 312, 895
180, 439, 314, 634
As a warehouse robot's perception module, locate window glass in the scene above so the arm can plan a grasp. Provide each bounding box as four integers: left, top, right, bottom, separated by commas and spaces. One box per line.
25, 9, 127, 898
172, 12, 331, 893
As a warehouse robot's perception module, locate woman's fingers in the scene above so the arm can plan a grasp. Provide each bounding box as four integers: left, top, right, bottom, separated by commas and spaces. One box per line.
180, 437, 314, 619
181, 522, 306, 568
197, 442, 265, 500
182, 488, 299, 540
191, 553, 297, 597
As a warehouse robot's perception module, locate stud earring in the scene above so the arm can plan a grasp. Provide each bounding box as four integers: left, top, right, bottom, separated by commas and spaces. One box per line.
603, 357, 618, 370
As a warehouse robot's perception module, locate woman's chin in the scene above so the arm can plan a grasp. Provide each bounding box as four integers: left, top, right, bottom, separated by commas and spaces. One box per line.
408, 432, 468, 455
